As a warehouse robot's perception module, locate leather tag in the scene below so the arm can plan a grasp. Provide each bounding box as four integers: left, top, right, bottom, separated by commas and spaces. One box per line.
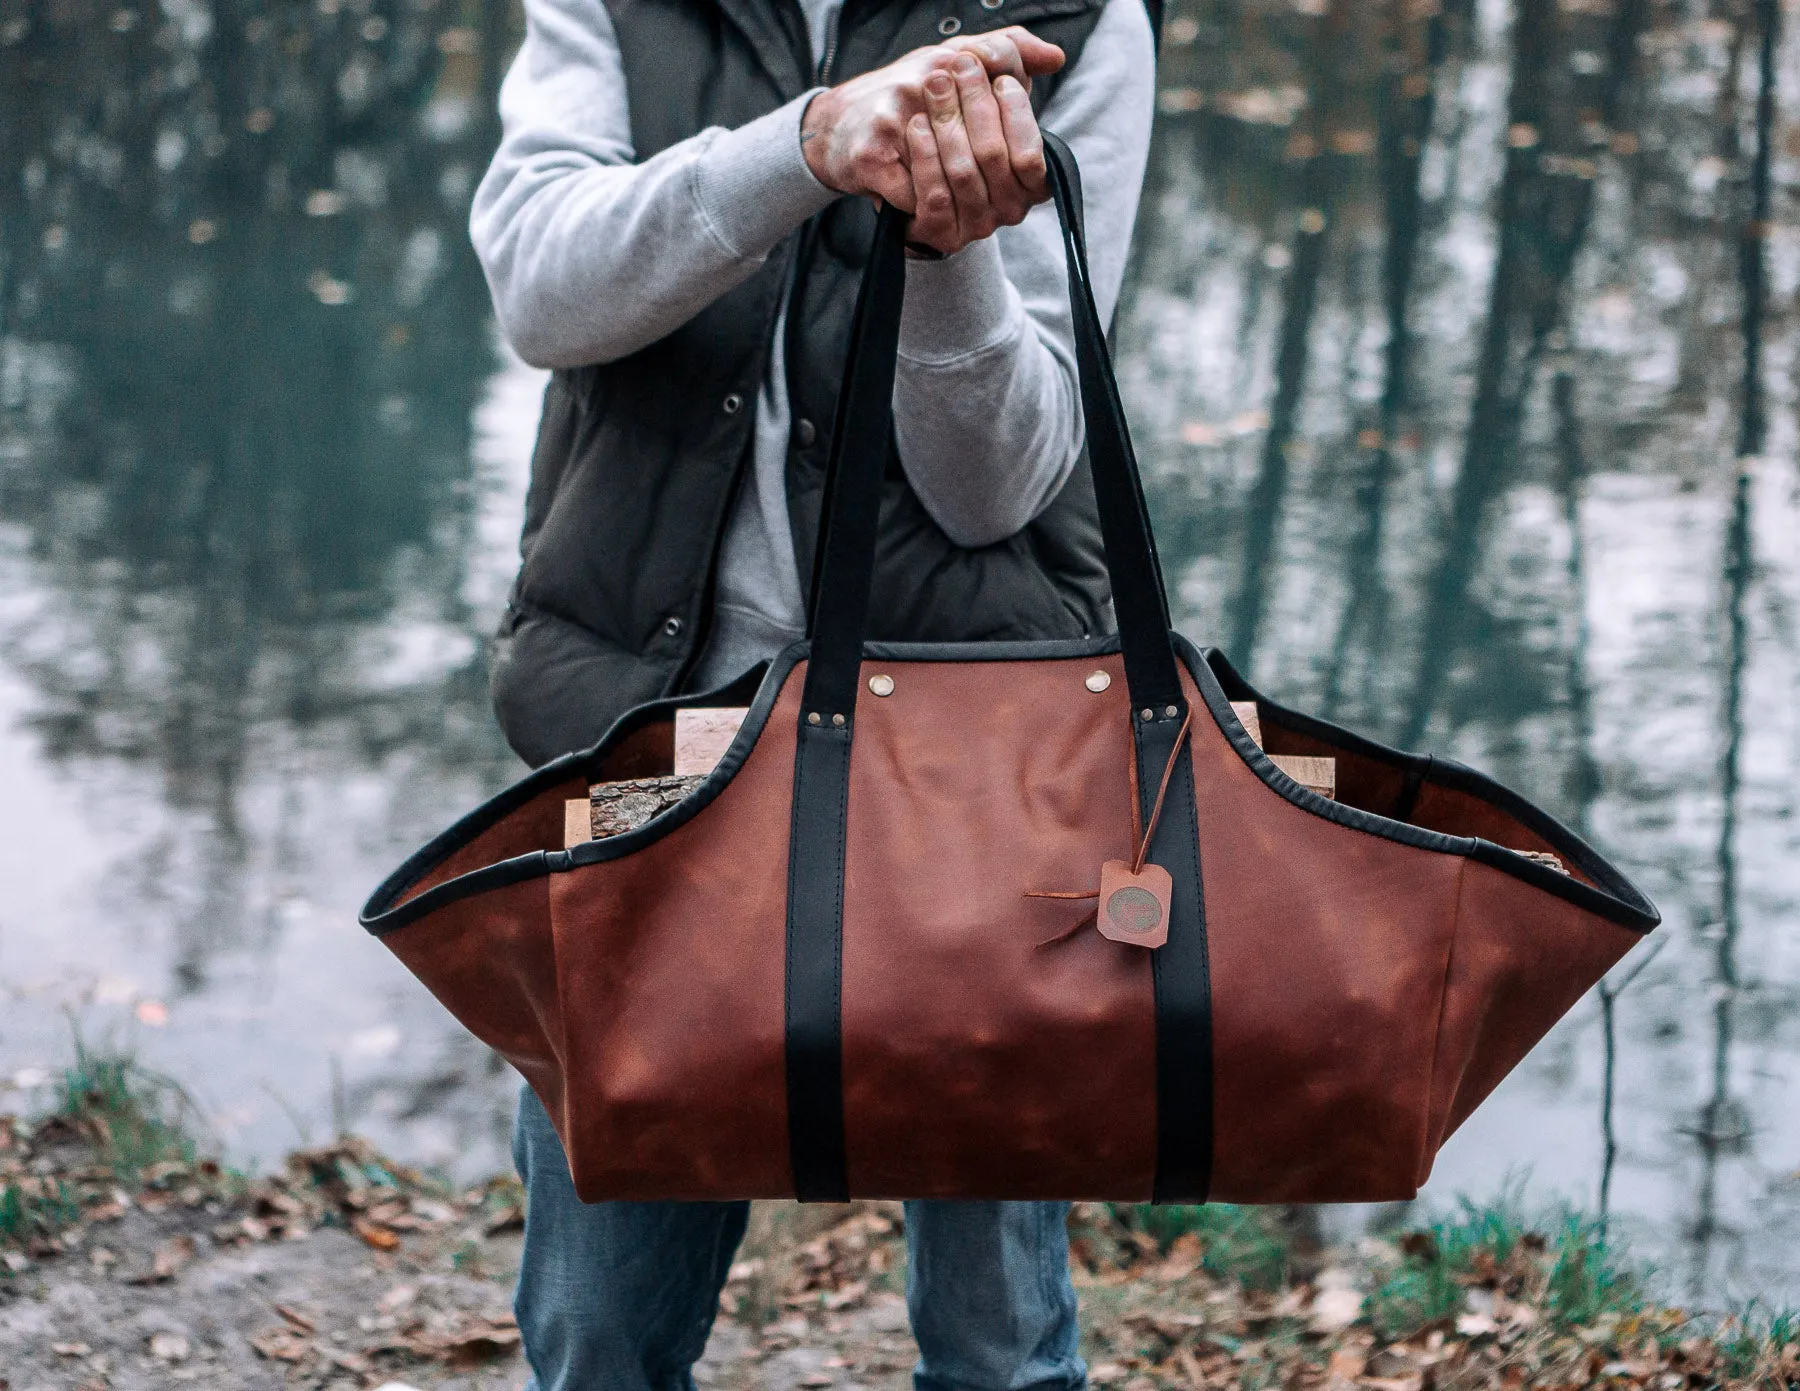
1096, 859, 1172, 949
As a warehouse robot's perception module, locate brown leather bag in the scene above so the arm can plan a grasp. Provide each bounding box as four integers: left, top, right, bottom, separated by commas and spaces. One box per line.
362, 139, 1658, 1205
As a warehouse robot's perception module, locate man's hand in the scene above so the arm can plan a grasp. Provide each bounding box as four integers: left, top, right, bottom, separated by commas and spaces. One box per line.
801, 28, 1064, 211
905, 60, 1050, 256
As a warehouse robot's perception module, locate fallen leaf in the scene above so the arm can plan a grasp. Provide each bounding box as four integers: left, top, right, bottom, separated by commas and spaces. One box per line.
1326, 1346, 1367, 1381
439, 1319, 523, 1368
249, 1326, 312, 1362
483, 1202, 525, 1236
125, 1234, 196, 1283
148, 1332, 191, 1362
352, 1216, 401, 1250
276, 1303, 317, 1333
326, 1347, 373, 1374
1309, 1284, 1363, 1332
1153, 1231, 1204, 1282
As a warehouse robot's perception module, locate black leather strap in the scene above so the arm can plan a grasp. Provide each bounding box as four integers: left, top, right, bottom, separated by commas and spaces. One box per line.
1135, 716, 1213, 1201
803, 136, 1186, 723
784, 138, 1212, 1203
785, 719, 852, 1201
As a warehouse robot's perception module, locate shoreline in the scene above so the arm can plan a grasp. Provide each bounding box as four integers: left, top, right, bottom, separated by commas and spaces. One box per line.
2, 1056, 1795, 1389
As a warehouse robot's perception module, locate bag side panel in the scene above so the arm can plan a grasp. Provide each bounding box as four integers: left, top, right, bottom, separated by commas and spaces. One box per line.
839, 653, 1159, 1199
1422, 859, 1640, 1162
546, 669, 808, 1200
381, 877, 567, 1122
1193, 669, 1463, 1205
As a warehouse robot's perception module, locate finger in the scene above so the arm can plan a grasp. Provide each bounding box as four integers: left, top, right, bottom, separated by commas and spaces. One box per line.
944, 34, 1026, 87
964, 27, 1058, 79
905, 113, 957, 252
994, 74, 1049, 203
930, 59, 995, 241
953, 61, 1028, 225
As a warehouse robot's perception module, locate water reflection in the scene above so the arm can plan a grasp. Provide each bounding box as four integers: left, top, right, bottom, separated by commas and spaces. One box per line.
0, 0, 1796, 1305
0, 0, 525, 1171
1131, 0, 1800, 1302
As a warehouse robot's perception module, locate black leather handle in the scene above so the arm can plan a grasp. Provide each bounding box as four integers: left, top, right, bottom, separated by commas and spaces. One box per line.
799, 134, 1185, 727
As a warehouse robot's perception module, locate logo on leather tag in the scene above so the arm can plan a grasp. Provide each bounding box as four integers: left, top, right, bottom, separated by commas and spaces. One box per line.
1097, 859, 1172, 949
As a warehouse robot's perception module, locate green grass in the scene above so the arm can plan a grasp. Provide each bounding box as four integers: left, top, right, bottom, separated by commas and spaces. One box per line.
2, 1038, 222, 1253
1715, 1305, 1800, 1382
0, 1172, 82, 1248
1110, 1203, 1293, 1292
55, 1036, 203, 1181
1366, 1198, 1642, 1340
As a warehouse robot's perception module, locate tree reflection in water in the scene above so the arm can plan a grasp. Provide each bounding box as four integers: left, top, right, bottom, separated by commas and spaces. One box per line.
1, 0, 1797, 1303
1127, 0, 1800, 1302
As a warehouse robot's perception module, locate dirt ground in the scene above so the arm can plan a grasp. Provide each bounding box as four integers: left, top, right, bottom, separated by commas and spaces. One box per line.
4, 1111, 1796, 1391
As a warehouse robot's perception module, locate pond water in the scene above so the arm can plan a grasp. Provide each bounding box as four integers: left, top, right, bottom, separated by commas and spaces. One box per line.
2, 0, 1797, 1308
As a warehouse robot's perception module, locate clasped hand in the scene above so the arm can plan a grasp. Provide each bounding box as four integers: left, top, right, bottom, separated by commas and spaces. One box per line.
801, 28, 1064, 257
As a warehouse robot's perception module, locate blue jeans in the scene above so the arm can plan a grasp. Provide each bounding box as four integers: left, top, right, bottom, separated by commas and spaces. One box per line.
512, 1087, 1086, 1391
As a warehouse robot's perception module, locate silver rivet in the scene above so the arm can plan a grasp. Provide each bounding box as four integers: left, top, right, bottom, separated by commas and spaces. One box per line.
869, 673, 895, 697
1165, 704, 1179, 718
662, 615, 683, 637
722, 393, 743, 414
1084, 670, 1111, 693
981, 0, 1003, 9
938, 15, 962, 34
1140, 708, 1154, 721
832, 712, 847, 727
808, 711, 822, 725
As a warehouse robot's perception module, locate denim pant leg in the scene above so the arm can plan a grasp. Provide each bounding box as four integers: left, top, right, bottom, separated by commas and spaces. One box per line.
905, 1201, 1085, 1391
512, 1086, 749, 1391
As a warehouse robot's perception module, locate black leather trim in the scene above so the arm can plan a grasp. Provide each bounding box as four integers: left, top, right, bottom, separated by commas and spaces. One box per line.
784, 722, 853, 1201
365, 633, 1659, 941
1134, 714, 1213, 1203
359, 651, 795, 935
861, 636, 1119, 662
1180, 638, 1660, 932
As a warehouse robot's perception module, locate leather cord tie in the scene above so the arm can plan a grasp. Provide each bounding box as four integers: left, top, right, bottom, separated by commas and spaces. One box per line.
1025, 706, 1194, 948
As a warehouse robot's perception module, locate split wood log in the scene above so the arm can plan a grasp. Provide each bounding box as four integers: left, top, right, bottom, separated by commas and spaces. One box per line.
564, 775, 704, 848
1228, 700, 1335, 798
674, 708, 748, 776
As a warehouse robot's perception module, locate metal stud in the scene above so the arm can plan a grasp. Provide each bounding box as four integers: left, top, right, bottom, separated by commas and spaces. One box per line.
1140, 708, 1154, 721
937, 14, 962, 33
832, 712, 847, 727
1165, 704, 1179, 718
869, 673, 895, 697
1084, 670, 1111, 693
808, 712, 822, 725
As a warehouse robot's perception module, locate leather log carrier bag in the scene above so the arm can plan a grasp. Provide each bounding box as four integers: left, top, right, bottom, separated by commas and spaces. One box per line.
362, 137, 1659, 1206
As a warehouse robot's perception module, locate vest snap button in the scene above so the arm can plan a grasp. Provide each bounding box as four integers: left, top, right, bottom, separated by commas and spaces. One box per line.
722, 393, 743, 414
796, 417, 817, 447
980, 0, 1003, 9
937, 15, 962, 34
663, 616, 684, 637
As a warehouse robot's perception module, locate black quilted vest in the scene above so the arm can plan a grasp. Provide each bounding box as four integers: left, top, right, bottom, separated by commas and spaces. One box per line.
492, 0, 1114, 767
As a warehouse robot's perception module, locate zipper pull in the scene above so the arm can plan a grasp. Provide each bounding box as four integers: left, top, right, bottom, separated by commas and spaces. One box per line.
818, 5, 842, 83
